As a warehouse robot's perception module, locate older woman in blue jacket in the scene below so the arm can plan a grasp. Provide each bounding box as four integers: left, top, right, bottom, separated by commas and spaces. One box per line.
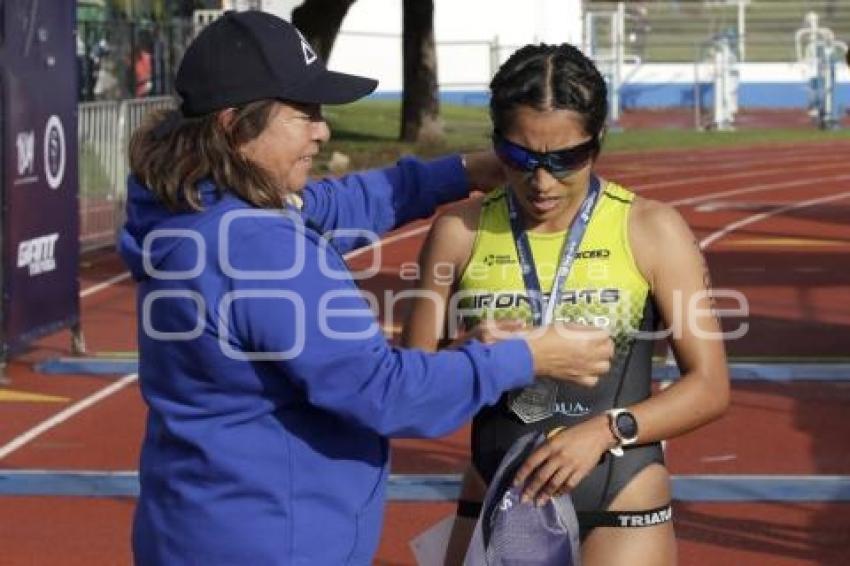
120, 11, 614, 565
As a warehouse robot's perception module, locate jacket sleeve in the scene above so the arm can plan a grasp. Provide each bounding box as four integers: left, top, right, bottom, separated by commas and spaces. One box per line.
225, 218, 533, 438
300, 155, 469, 254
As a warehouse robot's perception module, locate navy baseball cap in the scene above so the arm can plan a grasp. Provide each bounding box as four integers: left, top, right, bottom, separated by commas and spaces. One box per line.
465, 432, 581, 565
175, 10, 378, 117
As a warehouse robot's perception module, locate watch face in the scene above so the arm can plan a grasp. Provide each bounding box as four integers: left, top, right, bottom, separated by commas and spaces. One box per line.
615, 412, 639, 440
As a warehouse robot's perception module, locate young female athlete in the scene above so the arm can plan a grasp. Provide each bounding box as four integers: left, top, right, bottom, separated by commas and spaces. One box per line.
402, 43, 730, 565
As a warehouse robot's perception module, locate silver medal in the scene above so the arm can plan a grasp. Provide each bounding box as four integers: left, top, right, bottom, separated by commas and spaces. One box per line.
508, 379, 557, 424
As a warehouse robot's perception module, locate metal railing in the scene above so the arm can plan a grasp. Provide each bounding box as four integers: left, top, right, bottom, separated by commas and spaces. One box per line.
78, 96, 175, 251
585, 0, 850, 63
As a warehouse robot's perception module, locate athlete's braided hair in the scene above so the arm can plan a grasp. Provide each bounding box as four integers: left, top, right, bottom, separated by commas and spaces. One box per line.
489, 43, 608, 143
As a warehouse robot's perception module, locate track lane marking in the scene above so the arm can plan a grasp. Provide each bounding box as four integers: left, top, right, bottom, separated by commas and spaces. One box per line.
3, 470, 850, 502
343, 223, 431, 260
80, 271, 133, 298
670, 174, 850, 207
699, 191, 850, 250
631, 161, 850, 192
0, 374, 139, 461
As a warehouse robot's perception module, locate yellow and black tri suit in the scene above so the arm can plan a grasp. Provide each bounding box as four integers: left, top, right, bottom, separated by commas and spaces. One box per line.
457, 182, 665, 523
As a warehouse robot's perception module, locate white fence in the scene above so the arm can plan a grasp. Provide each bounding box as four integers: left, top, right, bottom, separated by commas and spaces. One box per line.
78, 96, 175, 251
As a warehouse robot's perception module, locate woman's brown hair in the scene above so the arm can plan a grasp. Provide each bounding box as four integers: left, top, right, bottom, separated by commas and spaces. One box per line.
129, 100, 286, 211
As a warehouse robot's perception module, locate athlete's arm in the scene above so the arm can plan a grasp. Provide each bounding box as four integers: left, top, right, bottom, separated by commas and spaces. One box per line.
622, 199, 730, 441
515, 199, 730, 503
401, 200, 480, 351
401, 201, 481, 566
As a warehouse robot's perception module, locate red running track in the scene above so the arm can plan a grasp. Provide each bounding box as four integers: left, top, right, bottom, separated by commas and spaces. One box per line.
2, 141, 850, 565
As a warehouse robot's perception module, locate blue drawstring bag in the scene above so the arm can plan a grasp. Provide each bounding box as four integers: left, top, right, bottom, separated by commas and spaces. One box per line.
464, 431, 582, 565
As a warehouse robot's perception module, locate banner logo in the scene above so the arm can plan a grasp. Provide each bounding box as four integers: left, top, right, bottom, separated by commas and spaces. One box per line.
14, 130, 39, 186
44, 115, 66, 189
16, 131, 35, 176
17, 233, 59, 276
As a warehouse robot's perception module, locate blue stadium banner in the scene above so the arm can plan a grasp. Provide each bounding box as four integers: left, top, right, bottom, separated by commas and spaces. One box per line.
1, 1, 80, 356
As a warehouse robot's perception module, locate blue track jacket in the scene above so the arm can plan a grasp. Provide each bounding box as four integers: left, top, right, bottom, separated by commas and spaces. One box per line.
119, 156, 534, 565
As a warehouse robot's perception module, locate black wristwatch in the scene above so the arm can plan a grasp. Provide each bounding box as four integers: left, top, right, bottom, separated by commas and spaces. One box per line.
607, 408, 639, 457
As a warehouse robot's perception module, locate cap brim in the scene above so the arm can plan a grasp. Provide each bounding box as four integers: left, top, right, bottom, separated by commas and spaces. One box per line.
285, 69, 378, 105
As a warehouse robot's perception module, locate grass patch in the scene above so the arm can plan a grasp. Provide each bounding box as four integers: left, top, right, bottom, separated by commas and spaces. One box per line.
319, 100, 850, 171
80, 142, 114, 197
318, 100, 492, 170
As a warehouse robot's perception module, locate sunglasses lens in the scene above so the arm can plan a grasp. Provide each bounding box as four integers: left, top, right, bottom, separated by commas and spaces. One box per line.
494, 136, 596, 177
496, 141, 536, 172
546, 165, 573, 179
546, 141, 596, 177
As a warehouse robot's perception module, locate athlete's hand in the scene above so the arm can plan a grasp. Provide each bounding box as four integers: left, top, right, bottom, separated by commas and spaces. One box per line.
513, 416, 617, 506
524, 323, 614, 386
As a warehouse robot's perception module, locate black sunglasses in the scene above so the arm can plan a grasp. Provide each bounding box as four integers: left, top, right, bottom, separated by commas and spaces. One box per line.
493, 132, 598, 179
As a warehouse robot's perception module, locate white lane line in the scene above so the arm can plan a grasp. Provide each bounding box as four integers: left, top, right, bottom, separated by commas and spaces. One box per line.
632, 161, 850, 193
80, 271, 132, 298
699, 190, 850, 250
669, 174, 850, 207
343, 223, 431, 260
694, 202, 789, 213
701, 454, 738, 463
0, 373, 139, 461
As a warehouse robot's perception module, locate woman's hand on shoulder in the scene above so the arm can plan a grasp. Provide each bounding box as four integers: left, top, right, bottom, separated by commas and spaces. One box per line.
462, 151, 506, 193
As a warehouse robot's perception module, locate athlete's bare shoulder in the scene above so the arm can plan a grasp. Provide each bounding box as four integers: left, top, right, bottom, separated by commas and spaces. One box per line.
422, 194, 486, 270
628, 196, 696, 283
437, 193, 486, 234
629, 197, 690, 240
